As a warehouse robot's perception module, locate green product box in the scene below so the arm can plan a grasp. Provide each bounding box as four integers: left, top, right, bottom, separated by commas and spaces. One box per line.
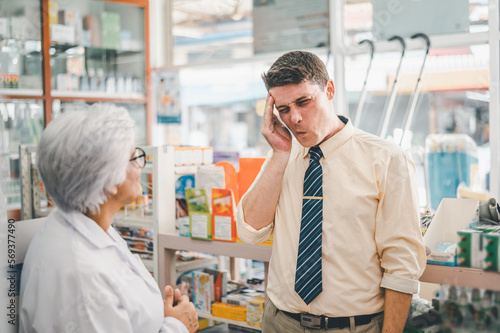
457, 229, 486, 268
186, 188, 212, 240
100, 12, 120, 49
484, 230, 500, 272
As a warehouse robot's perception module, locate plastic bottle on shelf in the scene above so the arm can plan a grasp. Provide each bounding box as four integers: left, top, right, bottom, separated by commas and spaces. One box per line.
124, 72, 133, 93
472, 288, 483, 330
441, 285, 459, 333
456, 288, 475, 333
105, 71, 116, 94
97, 68, 106, 92
492, 291, 500, 333
477, 291, 494, 332
116, 72, 125, 93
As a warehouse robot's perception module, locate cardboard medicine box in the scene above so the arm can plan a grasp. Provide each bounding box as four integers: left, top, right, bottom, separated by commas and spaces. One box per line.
484, 230, 500, 272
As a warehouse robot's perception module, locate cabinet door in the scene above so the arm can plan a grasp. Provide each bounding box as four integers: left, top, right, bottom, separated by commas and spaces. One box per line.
48, 0, 145, 99
0, 99, 44, 217
0, 0, 43, 95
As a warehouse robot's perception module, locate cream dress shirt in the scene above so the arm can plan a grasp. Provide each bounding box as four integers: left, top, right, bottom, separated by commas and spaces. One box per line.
237, 117, 426, 316
20, 208, 188, 333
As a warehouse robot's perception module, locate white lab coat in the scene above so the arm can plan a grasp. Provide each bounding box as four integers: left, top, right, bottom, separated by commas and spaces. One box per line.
19, 208, 188, 333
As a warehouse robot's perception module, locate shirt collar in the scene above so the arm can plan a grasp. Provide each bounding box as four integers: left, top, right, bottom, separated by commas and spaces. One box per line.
301, 116, 354, 160
55, 208, 118, 249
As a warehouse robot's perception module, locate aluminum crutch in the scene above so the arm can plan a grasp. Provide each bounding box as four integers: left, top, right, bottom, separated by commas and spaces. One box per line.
377, 35, 406, 139
353, 39, 375, 128
399, 33, 431, 146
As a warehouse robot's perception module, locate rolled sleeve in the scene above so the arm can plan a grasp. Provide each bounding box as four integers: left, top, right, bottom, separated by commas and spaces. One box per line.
375, 152, 427, 294
236, 199, 274, 245
160, 317, 189, 333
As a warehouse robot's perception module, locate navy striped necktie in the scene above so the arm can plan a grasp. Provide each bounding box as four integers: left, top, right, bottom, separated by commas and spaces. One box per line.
294, 146, 323, 305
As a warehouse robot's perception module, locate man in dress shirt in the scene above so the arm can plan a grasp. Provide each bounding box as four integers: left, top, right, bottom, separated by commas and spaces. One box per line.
236, 51, 426, 333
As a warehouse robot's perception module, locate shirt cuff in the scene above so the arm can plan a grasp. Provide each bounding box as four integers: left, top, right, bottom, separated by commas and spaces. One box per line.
380, 272, 420, 295
161, 317, 189, 333
236, 201, 273, 245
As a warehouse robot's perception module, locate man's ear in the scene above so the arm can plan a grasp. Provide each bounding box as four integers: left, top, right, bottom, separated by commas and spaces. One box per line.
326, 80, 335, 100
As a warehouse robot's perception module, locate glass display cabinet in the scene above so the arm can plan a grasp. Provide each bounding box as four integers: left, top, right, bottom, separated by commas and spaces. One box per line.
0, 0, 151, 219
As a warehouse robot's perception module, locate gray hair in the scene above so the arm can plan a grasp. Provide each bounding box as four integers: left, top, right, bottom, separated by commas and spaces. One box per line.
37, 103, 135, 214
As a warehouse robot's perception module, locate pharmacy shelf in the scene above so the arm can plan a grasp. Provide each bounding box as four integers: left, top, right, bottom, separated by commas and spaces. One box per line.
158, 233, 272, 294
51, 90, 145, 101
420, 264, 500, 291
197, 313, 261, 331
176, 256, 219, 274
113, 211, 154, 228
0, 88, 43, 96
159, 234, 272, 262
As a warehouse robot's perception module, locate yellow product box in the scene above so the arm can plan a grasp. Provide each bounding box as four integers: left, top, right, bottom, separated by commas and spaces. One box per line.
211, 302, 246, 322
246, 296, 265, 327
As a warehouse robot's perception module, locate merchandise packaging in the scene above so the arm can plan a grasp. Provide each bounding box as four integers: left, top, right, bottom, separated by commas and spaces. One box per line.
212, 188, 236, 242
246, 296, 265, 327
484, 230, 500, 271
457, 225, 500, 269
202, 268, 229, 303
176, 174, 195, 237
192, 271, 213, 315
211, 302, 246, 322
101, 12, 121, 49
197, 165, 225, 205
185, 188, 212, 240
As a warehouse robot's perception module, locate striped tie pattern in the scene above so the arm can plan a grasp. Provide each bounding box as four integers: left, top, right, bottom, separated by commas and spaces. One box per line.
294, 146, 323, 305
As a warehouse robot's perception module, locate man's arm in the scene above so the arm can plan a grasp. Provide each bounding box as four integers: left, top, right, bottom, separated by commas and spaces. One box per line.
382, 289, 412, 333
241, 152, 289, 230
241, 93, 291, 230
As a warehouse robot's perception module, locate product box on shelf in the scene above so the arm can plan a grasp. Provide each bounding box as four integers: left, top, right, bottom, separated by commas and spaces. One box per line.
212, 188, 236, 242
246, 296, 265, 328
425, 134, 478, 210
175, 173, 195, 237
457, 229, 485, 268
83, 14, 101, 47
212, 302, 247, 322
423, 198, 479, 266
203, 268, 229, 303
186, 188, 212, 240
192, 270, 213, 315
484, 230, 500, 271
101, 12, 120, 50
48, 1, 58, 25
0, 18, 9, 38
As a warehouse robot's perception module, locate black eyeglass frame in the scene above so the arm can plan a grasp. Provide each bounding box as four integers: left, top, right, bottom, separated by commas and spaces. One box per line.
129, 147, 147, 168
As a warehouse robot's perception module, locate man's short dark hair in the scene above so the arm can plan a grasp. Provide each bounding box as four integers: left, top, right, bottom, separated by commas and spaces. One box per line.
262, 51, 329, 91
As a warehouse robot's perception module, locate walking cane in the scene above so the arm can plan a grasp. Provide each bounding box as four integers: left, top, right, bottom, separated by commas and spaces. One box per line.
399, 33, 431, 146
353, 39, 375, 128
378, 35, 406, 139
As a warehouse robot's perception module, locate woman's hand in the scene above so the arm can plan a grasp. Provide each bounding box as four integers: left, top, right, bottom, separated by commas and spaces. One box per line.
164, 286, 199, 332
260, 93, 292, 153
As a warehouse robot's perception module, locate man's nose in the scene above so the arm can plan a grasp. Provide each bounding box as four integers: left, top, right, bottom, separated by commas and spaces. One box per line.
289, 106, 302, 124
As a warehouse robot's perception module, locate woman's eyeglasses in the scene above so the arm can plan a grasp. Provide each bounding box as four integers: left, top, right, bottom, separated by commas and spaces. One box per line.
130, 147, 147, 168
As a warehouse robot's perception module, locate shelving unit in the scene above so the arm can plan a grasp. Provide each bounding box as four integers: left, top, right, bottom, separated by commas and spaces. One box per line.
420, 264, 500, 291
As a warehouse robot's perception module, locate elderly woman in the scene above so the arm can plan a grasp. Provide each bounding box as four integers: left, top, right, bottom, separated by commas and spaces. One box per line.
19, 104, 198, 333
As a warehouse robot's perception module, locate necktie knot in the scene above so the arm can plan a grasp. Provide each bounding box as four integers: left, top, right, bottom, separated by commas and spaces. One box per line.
309, 146, 323, 162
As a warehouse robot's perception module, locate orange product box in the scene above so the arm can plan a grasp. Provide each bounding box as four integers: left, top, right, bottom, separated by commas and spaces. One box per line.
211, 302, 246, 322
212, 188, 236, 242
237, 157, 265, 203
